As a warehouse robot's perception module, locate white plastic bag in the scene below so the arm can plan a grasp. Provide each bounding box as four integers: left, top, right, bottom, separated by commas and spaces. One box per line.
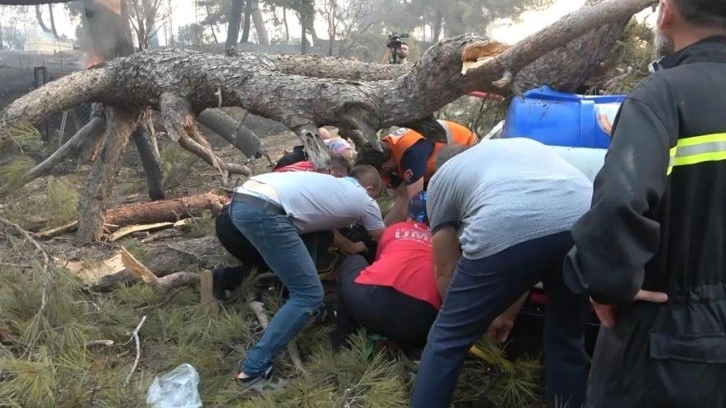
146, 363, 203, 408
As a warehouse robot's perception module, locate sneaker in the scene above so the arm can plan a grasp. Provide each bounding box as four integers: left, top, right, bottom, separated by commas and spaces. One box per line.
236, 365, 276, 392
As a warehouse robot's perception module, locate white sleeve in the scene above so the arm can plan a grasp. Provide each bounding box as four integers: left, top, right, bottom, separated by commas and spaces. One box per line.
359, 197, 385, 231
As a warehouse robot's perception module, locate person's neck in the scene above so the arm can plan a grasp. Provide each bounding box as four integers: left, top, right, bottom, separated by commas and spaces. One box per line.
673, 27, 726, 53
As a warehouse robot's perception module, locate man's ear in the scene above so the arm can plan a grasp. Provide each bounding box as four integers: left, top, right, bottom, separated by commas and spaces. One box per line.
658, 0, 676, 29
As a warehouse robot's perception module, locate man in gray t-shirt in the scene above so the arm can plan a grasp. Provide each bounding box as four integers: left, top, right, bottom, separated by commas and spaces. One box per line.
412, 138, 593, 408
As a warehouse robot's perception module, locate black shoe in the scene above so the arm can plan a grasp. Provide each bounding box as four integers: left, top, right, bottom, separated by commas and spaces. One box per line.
211, 268, 229, 301
200, 268, 229, 304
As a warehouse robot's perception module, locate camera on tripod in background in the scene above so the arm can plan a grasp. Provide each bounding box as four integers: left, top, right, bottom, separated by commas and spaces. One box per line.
387, 32, 410, 64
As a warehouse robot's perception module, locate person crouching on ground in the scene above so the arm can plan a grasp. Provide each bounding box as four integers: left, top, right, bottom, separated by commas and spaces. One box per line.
229, 165, 386, 389
331, 191, 440, 355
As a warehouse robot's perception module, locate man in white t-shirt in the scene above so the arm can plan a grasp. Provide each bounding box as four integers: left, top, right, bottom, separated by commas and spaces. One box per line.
229, 165, 385, 390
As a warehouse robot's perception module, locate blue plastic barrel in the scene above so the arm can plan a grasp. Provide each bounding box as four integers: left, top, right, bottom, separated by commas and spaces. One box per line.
501, 85, 626, 149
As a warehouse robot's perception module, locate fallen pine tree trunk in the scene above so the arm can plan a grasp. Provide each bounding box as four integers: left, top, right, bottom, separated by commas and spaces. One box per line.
104, 192, 228, 227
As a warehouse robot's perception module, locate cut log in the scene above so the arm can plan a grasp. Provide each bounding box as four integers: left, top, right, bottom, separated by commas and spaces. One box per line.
104, 192, 228, 227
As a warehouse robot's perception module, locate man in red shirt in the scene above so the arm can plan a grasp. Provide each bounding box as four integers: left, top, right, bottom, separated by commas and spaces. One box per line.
331, 191, 441, 353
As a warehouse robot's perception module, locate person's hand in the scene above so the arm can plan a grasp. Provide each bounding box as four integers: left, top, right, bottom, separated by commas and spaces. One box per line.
486, 314, 515, 344
591, 289, 668, 328
348, 241, 368, 254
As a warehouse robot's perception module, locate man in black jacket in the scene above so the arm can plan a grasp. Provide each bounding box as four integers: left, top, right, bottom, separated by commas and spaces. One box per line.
563, 1, 726, 407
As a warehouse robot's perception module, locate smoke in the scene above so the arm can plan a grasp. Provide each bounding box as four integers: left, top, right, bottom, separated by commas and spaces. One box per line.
77, 0, 134, 67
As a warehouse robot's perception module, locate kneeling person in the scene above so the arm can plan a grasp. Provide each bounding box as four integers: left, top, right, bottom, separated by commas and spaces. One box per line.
229, 165, 385, 389
331, 192, 440, 353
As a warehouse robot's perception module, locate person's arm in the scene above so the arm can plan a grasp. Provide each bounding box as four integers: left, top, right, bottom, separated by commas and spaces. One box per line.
563, 85, 675, 307
332, 229, 366, 254
383, 183, 409, 226
359, 198, 386, 241
432, 226, 460, 297
486, 292, 529, 343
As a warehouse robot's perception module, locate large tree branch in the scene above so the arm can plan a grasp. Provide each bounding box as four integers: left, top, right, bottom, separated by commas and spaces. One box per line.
1, 0, 656, 152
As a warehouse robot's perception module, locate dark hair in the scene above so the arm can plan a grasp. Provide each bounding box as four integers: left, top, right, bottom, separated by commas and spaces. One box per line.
435, 144, 469, 171
673, 0, 726, 28
400, 116, 447, 143
356, 143, 391, 169
330, 154, 352, 173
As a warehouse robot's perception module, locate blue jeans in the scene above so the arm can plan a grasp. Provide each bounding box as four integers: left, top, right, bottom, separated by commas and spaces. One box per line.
229, 199, 324, 376
411, 232, 589, 408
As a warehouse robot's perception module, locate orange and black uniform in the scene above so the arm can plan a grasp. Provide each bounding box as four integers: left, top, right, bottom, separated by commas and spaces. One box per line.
382, 120, 477, 188
563, 36, 726, 407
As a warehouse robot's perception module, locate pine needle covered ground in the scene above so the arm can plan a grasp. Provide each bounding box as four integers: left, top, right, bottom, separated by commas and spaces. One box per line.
0, 225, 544, 408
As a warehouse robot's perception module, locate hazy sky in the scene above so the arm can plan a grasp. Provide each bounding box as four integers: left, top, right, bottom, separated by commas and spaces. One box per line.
4, 0, 656, 45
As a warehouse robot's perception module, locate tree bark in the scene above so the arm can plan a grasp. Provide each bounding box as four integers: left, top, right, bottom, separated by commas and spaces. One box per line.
2, 0, 656, 168
225, 0, 244, 51
514, 0, 631, 93
104, 192, 227, 226
77, 108, 141, 244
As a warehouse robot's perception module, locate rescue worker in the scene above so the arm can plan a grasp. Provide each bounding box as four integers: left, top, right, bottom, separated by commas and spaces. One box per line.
331, 191, 440, 354
411, 137, 593, 408
356, 116, 478, 225
229, 166, 385, 390
563, 1, 726, 406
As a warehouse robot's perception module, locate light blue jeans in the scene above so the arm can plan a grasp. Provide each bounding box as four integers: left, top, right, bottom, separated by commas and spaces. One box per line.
229, 200, 324, 376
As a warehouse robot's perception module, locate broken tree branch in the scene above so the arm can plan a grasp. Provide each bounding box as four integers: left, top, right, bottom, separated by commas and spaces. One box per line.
124, 315, 147, 387
0, 116, 106, 195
